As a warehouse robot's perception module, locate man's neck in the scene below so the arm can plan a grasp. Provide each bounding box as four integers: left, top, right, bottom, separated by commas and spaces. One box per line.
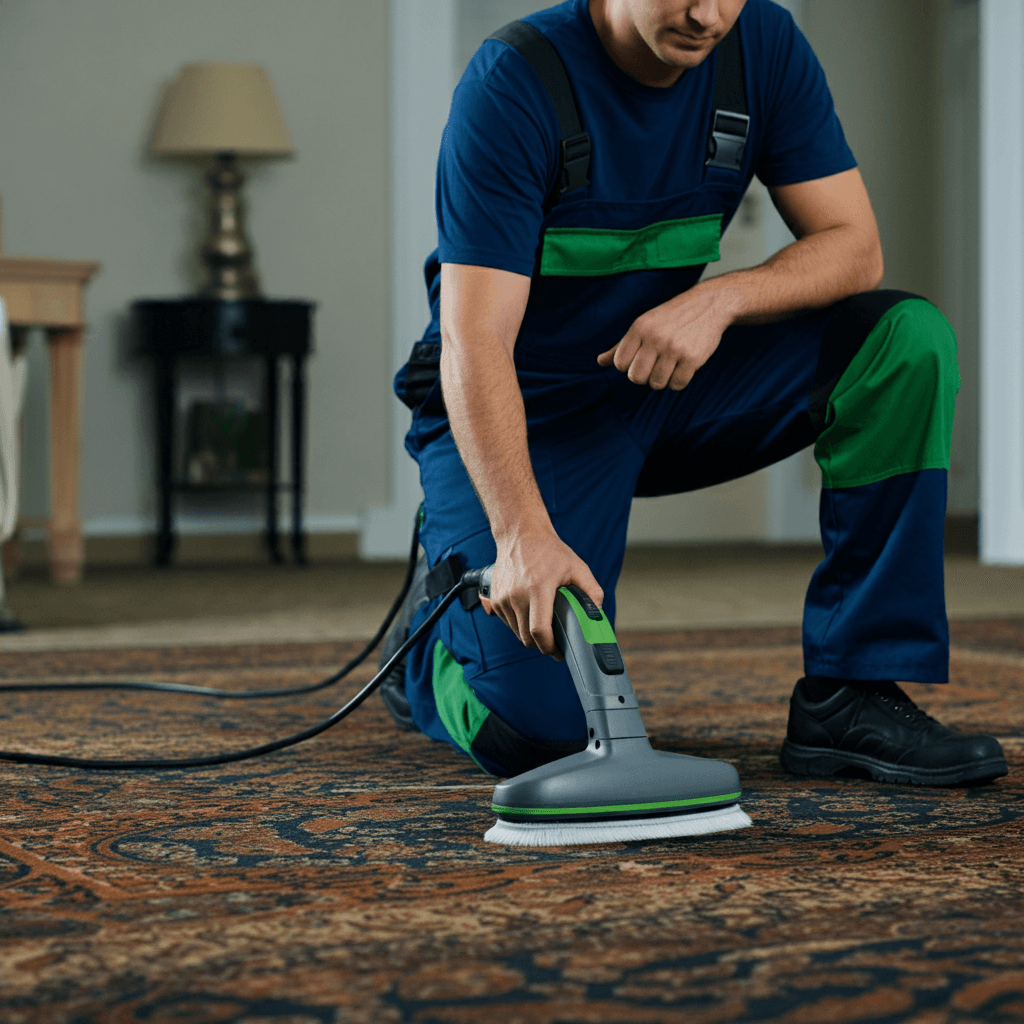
588, 0, 687, 88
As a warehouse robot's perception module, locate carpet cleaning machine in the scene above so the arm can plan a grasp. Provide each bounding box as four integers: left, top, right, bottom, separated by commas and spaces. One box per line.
0, 517, 751, 847
482, 575, 750, 845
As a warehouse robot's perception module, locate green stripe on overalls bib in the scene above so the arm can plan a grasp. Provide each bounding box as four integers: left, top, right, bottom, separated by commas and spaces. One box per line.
815, 298, 960, 489
432, 640, 490, 769
540, 214, 722, 277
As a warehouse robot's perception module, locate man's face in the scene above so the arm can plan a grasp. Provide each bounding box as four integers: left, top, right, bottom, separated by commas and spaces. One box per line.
623, 0, 747, 70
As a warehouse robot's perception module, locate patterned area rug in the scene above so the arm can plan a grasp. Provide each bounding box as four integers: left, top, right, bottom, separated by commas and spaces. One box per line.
1, 621, 1022, 1023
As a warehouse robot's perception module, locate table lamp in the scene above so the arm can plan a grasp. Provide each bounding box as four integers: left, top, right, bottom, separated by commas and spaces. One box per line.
151, 63, 294, 300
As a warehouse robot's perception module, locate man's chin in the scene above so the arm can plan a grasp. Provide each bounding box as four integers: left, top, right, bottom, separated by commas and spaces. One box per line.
659, 45, 716, 69
654, 33, 720, 67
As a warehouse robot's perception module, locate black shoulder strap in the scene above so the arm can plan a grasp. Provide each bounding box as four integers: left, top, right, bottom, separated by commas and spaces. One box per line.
488, 20, 591, 196
705, 25, 749, 172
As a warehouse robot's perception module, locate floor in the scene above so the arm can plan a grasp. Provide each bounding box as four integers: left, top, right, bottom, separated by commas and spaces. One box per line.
4, 624, 1022, 1022
3, 553, 1023, 1020
3, 543, 1023, 652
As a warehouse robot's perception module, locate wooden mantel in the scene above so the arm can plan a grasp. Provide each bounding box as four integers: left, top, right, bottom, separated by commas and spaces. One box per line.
0, 254, 100, 583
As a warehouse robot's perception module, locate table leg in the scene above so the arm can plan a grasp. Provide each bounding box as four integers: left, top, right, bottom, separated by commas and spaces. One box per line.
154, 354, 176, 566
265, 354, 283, 563
46, 328, 83, 584
291, 354, 306, 564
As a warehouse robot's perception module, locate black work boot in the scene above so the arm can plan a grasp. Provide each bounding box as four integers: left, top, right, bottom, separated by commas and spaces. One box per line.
781, 677, 1008, 786
378, 552, 430, 732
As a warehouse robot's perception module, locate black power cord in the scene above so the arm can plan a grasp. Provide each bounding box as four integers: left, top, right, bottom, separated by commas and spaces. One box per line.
0, 515, 424, 701
0, 523, 490, 770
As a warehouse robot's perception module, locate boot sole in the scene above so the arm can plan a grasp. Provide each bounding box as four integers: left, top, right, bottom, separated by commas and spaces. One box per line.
780, 739, 1008, 787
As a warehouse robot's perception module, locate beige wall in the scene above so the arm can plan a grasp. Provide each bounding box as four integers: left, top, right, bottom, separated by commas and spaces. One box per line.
1, 0, 976, 556
805, 1, 943, 301
0, 0, 390, 537
804, 0, 979, 515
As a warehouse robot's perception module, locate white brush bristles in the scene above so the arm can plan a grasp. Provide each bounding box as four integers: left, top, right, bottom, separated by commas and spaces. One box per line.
483, 803, 753, 847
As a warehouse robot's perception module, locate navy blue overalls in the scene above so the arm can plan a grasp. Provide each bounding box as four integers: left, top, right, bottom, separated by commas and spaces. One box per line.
397, 20, 959, 777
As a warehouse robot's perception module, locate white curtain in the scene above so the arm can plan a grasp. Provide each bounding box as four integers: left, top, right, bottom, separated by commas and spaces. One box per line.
0, 297, 27, 609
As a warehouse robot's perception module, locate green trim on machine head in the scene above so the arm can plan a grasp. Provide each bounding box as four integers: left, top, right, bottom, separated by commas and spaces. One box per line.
540, 214, 722, 277
558, 586, 616, 645
492, 791, 742, 817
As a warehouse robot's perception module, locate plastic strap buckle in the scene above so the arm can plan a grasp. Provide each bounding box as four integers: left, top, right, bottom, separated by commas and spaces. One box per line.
705, 110, 750, 171
559, 131, 591, 193
425, 554, 481, 611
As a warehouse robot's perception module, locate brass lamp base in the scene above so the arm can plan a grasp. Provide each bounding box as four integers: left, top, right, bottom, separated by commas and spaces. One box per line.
199, 152, 261, 300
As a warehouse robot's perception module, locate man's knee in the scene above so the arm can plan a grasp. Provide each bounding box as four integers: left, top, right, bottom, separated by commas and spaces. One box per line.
813, 293, 958, 490
893, 297, 959, 400
404, 586, 588, 763
411, 636, 586, 775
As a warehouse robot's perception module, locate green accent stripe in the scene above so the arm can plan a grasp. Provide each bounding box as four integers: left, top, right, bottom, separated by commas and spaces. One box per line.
540, 214, 722, 277
432, 640, 490, 771
815, 298, 960, 489
559, 587, 617, 645
492, 791, 742, 816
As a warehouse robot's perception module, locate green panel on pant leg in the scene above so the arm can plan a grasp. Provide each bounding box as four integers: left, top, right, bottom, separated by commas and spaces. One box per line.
814, 298, 960, 489
432, 639, 490, 770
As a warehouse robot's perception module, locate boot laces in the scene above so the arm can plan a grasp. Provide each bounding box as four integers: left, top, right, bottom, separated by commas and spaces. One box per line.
874, 683, 938, 725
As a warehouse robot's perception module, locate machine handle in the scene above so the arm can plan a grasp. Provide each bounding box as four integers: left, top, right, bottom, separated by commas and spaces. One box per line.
466, 566, 645, 737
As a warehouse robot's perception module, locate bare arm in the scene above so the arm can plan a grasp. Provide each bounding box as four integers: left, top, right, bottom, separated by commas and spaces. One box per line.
440, 263, 604, 656
597, 167, 884, 388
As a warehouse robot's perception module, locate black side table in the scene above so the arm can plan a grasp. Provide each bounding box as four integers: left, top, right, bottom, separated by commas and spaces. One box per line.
134, 298, 315, 566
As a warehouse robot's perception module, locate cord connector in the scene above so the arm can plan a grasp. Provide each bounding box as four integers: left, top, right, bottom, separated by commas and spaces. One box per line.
461, 564, 494, 599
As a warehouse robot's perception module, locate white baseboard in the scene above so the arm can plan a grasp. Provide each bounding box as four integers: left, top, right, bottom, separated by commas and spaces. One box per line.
80, 513, 362, 538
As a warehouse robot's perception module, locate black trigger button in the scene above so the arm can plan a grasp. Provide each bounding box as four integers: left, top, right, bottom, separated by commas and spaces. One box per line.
593, 642, 624, 675
565, 583, 603, 621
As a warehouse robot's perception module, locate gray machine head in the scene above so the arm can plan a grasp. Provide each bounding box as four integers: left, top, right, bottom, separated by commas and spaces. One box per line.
489, 585, 742, 824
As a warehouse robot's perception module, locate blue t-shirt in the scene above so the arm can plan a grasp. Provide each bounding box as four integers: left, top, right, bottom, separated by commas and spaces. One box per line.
404, 0, 855, 388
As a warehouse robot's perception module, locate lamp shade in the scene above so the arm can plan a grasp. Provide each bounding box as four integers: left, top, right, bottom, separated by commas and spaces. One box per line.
151, 62, 294, 157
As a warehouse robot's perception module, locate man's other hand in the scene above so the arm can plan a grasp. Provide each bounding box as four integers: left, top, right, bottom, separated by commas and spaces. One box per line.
596, 280, 736, 390
480, 528, 604, 658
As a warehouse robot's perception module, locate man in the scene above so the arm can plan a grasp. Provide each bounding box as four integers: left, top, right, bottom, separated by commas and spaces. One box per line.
384, 0, 1007, 786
